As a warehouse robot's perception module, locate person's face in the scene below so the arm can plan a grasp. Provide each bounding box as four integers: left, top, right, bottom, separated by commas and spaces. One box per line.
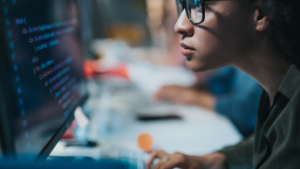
175, 0, 258, 72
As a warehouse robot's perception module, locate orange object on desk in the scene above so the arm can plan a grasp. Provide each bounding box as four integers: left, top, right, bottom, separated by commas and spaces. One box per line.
138, 133, 153, 151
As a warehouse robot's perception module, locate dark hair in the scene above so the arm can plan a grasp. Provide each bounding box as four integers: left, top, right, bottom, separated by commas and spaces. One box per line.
241, 0, 300, 65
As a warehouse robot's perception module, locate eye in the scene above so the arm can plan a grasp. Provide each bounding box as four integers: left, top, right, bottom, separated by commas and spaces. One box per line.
204, 2, 213, 11
197, 6, 203, 12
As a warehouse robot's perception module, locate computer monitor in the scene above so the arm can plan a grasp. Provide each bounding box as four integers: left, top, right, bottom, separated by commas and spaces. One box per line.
0, 0, 88, 161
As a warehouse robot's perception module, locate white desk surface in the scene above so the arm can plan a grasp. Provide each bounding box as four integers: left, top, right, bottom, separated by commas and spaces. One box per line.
51, 104, 242, 158
97, 105, 241, 155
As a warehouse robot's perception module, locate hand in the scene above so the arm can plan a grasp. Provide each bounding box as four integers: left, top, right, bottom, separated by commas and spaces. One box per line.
155, 85, 216, 110
146, 149, 228, 169
146, 149, 189, 169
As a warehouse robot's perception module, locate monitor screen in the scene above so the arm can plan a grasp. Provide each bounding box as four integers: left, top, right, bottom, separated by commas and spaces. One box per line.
0, 0, 87, 161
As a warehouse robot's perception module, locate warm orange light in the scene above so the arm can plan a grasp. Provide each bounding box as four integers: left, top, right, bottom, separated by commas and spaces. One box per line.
138, 133, 153, 151
83, 60, 95, 78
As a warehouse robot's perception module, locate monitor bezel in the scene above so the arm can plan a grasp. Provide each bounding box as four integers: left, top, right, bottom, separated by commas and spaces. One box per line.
36, 95, 88, 161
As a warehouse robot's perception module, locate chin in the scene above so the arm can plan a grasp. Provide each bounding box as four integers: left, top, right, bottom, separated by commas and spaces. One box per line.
186, 60, 213, 72
185, 53, 229, 72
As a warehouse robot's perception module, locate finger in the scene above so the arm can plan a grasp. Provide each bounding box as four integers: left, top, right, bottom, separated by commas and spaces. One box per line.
144, 149, 153, 154
154, 161, 174, 169
158, 155, 178, 169
161, 161, 178, 169
146, 152, 158, 169
154, 161, 164, 169
164, 152, 186, 169
146, 150, 167, 169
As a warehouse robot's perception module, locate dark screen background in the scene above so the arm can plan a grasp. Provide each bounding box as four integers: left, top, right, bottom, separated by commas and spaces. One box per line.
1, 0, 87, 161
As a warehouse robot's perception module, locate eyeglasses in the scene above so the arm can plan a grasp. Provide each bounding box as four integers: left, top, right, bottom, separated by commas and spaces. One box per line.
176, 0, 206, 25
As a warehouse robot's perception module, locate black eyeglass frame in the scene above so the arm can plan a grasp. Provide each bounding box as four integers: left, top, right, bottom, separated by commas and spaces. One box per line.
176, 0, 206, 25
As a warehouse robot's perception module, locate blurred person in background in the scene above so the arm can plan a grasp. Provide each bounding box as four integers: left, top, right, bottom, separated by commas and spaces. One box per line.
156, 67, 261, 138
145, 0, 184, 65
150, 0, 261, 138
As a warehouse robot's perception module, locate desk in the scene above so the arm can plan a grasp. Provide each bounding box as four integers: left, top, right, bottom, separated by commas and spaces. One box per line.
51, 102, 242, 159
51, 73, 242, 159
90, 105, 241, 155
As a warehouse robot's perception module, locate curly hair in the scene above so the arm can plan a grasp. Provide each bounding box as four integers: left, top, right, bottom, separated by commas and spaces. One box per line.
241, 0, 300, 65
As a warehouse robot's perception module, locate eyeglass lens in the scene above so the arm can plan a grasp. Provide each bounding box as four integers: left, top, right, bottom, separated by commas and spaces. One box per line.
176, 0, 204, 24
187, 0, 203, 23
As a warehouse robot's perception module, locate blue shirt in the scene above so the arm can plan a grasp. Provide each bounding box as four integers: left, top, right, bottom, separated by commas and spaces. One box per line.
206, 67, 261, 137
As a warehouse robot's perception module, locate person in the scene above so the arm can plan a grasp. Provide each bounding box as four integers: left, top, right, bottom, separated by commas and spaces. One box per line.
147, 0, 261, 138
146, 0, 300, 168
156, 66, 261, 138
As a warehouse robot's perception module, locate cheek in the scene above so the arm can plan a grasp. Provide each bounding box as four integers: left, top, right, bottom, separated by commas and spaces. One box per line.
189, 25, 235, 71
189, 14, 254, 71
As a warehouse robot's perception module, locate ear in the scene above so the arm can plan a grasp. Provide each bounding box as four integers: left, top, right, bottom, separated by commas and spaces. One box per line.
254, 8, 268, 31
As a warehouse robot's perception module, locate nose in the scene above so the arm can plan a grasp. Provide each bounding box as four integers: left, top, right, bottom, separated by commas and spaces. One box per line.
174, 10, 194, 37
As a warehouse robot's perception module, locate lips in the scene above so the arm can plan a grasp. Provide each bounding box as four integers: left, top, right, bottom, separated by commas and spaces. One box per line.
180, 43, 195, 56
